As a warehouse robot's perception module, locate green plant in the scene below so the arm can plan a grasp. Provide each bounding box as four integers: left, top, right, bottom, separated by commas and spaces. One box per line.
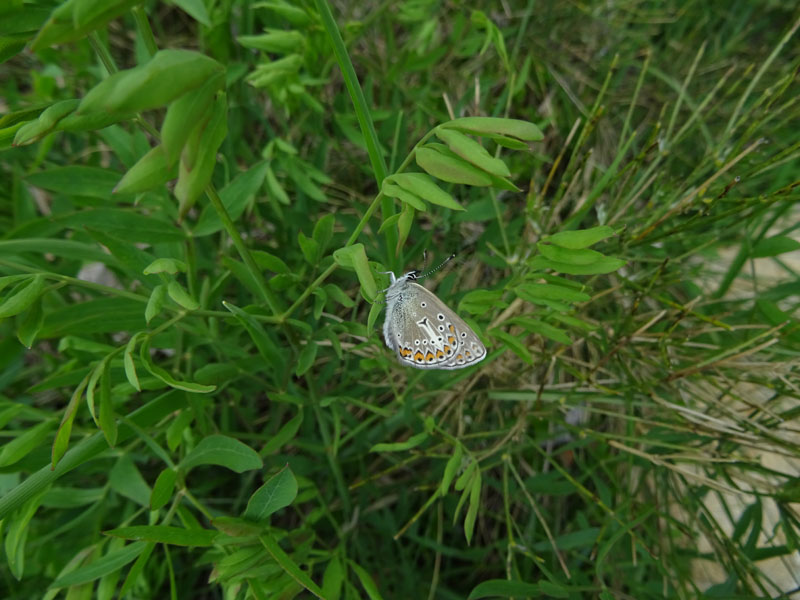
1, 1, 799, 598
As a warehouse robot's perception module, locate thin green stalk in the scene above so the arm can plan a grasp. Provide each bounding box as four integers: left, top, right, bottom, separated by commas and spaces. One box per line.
87, 33, 117, 75
723, 12, 800, 142
133, 5, 159, 57
204, 185, 283, 315
281, 131, 437, 321
314, 0, 397, 267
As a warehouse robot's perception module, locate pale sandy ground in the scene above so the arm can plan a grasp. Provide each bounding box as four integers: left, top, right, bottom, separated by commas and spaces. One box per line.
689, 248, 800, 595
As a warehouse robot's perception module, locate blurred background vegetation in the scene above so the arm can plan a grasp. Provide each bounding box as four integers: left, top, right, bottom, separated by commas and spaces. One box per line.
0, 0, 799, 598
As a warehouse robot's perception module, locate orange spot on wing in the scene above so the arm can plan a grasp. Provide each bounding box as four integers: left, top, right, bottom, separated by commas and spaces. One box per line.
425, 351, 434, 362
447, 336, 456, 345
448, 324, 456, 333
456, 354, 464, 361
414, 351, 424, 362
436, 350, 444, 359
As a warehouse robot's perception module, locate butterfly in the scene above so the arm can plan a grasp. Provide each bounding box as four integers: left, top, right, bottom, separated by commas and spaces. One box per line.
382, 268, 486, 369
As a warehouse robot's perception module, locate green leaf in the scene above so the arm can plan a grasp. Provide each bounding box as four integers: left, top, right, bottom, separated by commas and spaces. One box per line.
175, 92, 228, 217
16, 297, 44, 348
0, 274, 45, 318
378, 212, 402, 234
261, 410, 303, 455
85, 228, 158, 283
538, 243, 605, 265
109, 454, 151, 506
265, 163, 290, 204
529, 255, 626, 275
0, 391, 187, 523
194, 160, 269, 236
252, 250, 290, 274
458, 289, 506, 315
13, 99, 79, 145
467, 579, 542, 599
138, 336, 215, 393
415, 146, 492, 187
169, 0, 211, 26
253, 1, 310, 24
321, 556, 344, 600
237, 29, 305, 52
397, 203, 414, 248
181, 434, 263, 473
150, 468, 177, 511
40, 297, 146, 338
509, 317, 572, 345
25, 166, 122, 199
324, 283, 355, 308
145, 285, 166, 324
381, 179, 427, 211
490, 329, 534, 364
32, 0, 140, 50
51, 374, 89, 468
388, 172, 463, 211
79, 49, 224, 116
545, 225, 615, 249
516, 283, 590, 303
349, 560, 385, 600
167, 280, 199, 311
440, 443, 463, 495
105, 525, 218, 546
210, 516, 264, 537
298, 231, 321, 265
751, 235, 800, 258
312, 213, 336, 253
222, 302, 285, 375
0, 420, 54, 467
5, 489, 47, 580
143, 258, 186, 275
367, 300, 382, 335
50, 542, 147, 589
118, 543, 156, 597
161, 71, 224, 166
435, 127, 511, 177
29, 208, 187, 244
244, 464, 298, 521
295, 342, 318, 376
0, 238, 113, 265
442, 116, 543, 142
72, 0, 138, 29
464, 469, 481, 545
98, 360, 117, 447
332, 243, 377, 300
370, 431, 428, 452
114, 145, 176, 195
549, 312, 598, 332
259, 533, 326, 598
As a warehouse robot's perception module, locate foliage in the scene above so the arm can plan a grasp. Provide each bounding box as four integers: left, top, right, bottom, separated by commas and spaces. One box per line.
0, 0, 799, 598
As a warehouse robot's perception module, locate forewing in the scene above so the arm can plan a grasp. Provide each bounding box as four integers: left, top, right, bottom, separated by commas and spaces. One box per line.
390, 283, 486, 370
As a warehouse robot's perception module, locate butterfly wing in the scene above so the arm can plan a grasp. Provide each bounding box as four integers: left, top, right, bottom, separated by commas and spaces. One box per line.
387, 282, 486, 370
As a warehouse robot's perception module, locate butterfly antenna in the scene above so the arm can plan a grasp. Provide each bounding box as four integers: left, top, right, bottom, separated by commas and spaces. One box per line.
417, 253, 456, 280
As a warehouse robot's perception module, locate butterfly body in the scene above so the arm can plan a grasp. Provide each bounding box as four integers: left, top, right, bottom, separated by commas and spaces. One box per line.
383, 271, 486, 369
